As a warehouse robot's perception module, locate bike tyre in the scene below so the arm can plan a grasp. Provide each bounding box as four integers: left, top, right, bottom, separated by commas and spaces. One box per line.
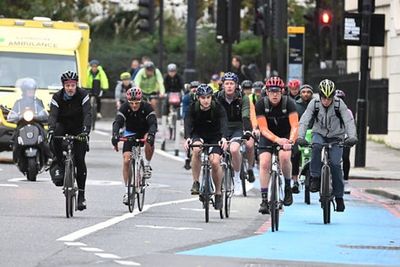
224, 166, 233, 218
270, 171, 279, 232
27, 157, 37, 181
240, 161, 247, 197
90, 96, 97, 130
304, 169, 311, 205
137, 159, 146, 212
321, 165, 331, 224
127, 160, 136, 213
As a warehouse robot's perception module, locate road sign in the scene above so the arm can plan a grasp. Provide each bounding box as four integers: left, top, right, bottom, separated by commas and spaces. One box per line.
287, 26, 305, 83
343, 13, 385, 46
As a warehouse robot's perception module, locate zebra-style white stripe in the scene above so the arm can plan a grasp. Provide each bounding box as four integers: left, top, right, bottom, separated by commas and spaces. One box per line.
51, 99, 59, 108
82, 95, 90, 106
117, 111, 126, 121
146, 111, 156, 119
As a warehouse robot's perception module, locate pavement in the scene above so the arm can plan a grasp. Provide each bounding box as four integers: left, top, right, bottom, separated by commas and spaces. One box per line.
93, 119, 400, 201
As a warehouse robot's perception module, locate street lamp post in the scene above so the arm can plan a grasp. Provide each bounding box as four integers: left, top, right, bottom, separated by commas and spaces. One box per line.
183, 0, 197, 82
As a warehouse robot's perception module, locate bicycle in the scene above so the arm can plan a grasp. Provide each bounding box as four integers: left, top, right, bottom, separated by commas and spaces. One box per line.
258, 144, 284, 232
298, 129, 312, 204
238, 134, 257, 197
189, 143, 223, 223
89, 93, 97, 130
221, 148, 234, 218
119, 135, 148, 213
54, 135, 84, 218
166, 92, 181, 141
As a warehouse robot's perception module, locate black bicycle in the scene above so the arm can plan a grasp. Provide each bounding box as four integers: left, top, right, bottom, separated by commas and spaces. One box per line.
221, 149, 234, 218
119, 135, 147, 213
189, 143, 223, 223
258, 144, 284, 232
54, 135, 83, 218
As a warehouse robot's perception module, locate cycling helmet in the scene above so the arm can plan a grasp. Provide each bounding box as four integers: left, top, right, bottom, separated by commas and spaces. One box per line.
241, 80, 253, 89
120, 72, 131, 80
211, 74, 219, 81
126, 86, 143, 101
318, 79, 336, 98
61, 71, 78, 84
144, 61, 155, 70
300, 84, 314, 93
335, 89, 346, 99
167, 63, 177, 72
287, 79, 301, 89
196, 84, 213, 97
89, 59, 100, 66
189, 80, 200, 88
265, 76, 285, 90
221, 72, 238, 83
252, 81, 264, 91
20, 78, 38, 94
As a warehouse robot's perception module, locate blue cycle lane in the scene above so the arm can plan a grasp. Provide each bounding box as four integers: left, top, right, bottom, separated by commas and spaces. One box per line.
178, 186, 400, 266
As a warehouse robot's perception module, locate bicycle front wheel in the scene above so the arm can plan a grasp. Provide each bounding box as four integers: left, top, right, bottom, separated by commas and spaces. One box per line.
224, 166, 233, 218
64, 161, 75, 218
269, 171, 280, 232
137, 159, 146, 212
127, 160, 136, 213
240, 160, 247, 197
304, 168, 311, 205
321, 165, 331, 224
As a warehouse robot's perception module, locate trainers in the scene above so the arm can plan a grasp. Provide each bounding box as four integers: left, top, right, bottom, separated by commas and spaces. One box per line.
77, 191, 86, 211
123, 193, 129, 205
258, 199, 270, 214
96, 112, 102, 119
344, 181, 351, 194
291, 181, 300, 194
214, 194, 223, 210
143, 165, 152, 179
191, 181, 200, 195
283, 186, 293, 206
184, 158, 191, 170
234, 178, 242, 196
247, 169, 255, 183
335, 197, 345, 212
310, 176, 321, 193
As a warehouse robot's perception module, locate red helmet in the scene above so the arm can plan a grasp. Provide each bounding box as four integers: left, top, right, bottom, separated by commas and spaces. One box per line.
265, 76, 285, 89
287, 79, 301, 89
126, 86, 143, 101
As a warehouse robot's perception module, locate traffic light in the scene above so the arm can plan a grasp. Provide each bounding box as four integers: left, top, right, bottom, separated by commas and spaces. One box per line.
318, 9, 332, 34
137, 0, 155, 33
252, 0, 268, 37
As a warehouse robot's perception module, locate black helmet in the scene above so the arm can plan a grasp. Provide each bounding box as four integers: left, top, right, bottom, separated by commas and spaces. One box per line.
196, 84, 213, 97
241, 80, 252, 89
61, 71, 78, 84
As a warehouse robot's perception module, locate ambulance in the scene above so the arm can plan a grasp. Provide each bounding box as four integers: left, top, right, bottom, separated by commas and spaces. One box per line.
0, 17, 90, 151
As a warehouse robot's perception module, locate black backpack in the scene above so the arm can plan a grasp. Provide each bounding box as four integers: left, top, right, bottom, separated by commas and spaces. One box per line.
312, 98, 345, 128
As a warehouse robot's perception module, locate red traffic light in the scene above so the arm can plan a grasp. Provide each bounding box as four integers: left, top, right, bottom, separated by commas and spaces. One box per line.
320, 10, 332, 25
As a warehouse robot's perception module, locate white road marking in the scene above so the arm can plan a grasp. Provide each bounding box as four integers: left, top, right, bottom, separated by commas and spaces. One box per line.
80, 247, 104, 252
155, 149, 185, 162
0, 184, 19, 187
86, 180, 122, 186
93, 130, 109, 136
94, 253, 121, 259
114, 260, 141, 266
135, 225, 202, 231
0, 168, 3, 171
8, 177, 50, 183
57, 197, 197, 242
64, 242, 87, 246
180, 207, 238, 213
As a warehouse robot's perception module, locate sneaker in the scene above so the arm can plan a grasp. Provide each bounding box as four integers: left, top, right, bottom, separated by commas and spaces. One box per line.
143, 165, 152, 179
247, 169, 255, 183
310, 176, 321, 193
191, 181, 200, 195
214, 194, 223, 210
184, 158, 191, 170
96, 112, 102, 119
234, 178, 242, 196
344, 181, 351, 194
77, 192, 86, 211
291, 181, 300, 194
123, 193, 129, 205
283, 186, 293, 206
335, 197, 345, 212
258, 199, 270, 214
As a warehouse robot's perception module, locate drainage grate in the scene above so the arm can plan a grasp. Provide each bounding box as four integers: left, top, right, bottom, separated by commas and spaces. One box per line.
339, 245, 400, 250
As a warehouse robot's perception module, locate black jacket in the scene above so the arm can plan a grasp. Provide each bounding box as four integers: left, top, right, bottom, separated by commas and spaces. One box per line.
164, 74, 184, 93
49, 87, 91, 134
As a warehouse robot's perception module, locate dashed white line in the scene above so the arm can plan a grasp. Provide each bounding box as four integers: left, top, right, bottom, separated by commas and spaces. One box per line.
93, 130, 110, 136
135, 224, 202, 231
57, 197, 197, 242
64, 242, 87, 246
180, 207, 238, 213
94, 253, 121, 259
80, 247, 104, 252
0, 184, 19, 187
114, 260, 141, 266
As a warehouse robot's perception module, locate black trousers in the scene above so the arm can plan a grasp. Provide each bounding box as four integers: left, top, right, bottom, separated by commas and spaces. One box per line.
51, 124, 87, 190
291, 143, 300, 176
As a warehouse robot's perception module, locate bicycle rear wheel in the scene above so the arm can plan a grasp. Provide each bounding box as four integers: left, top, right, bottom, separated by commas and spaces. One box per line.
90, 96, 97, 130
137, 159, 146, 211
269, 171, 280, 232
321, 165, 331, 224
240, 160, 247, 197
127, 160, 136, 213
224, 166, 233, 218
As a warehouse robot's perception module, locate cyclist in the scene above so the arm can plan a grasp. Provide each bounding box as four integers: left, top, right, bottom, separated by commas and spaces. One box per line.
85, 59, 109, 119
287, 79, 301, 101
291, 84, 314, 193
182, 80, 200, 120
115, 72, 134, 110
111, 86, 157, 205
297, 79, 357, 212
184, 84, 228, 210
208, 74, 220, 93
249, 81, 264, 131
48, 71, 91, 211
134, 61, 165, 117
335, 89, 354, 194
256, 76, 299, 214
129, 58, 141, 80
215, 72, 255, 195
241, 80, 253, 96
163, 63, 184, 119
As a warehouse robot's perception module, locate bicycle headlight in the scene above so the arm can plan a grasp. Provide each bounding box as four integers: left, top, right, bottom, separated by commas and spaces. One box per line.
23, 110, 34, 122
304, 148, 310, 155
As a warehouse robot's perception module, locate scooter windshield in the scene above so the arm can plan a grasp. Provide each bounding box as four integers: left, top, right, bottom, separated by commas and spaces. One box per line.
7, 97, 49, 123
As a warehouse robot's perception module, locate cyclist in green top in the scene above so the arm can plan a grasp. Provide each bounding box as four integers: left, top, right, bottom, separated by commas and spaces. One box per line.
85, 59, 109, 119
134, 61, 165, 117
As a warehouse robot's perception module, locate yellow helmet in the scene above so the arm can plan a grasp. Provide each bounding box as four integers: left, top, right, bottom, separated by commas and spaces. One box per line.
318, 79, 335, 98
120, 72, 131, 80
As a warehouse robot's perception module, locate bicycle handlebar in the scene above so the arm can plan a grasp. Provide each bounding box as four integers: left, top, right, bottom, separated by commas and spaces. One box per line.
189, 143, 221, 148
54, 135, 86, 142
118, 136, 146, 143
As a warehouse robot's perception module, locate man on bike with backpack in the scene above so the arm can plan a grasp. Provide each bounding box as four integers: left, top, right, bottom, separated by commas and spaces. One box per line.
184, 84, 228, 210
296, 79, 357, 212
111, 86, 157, 205
256, 76, 299, 214
115, 72, 134, 110
216, 72, 255, 195
48, 71, 92, 211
